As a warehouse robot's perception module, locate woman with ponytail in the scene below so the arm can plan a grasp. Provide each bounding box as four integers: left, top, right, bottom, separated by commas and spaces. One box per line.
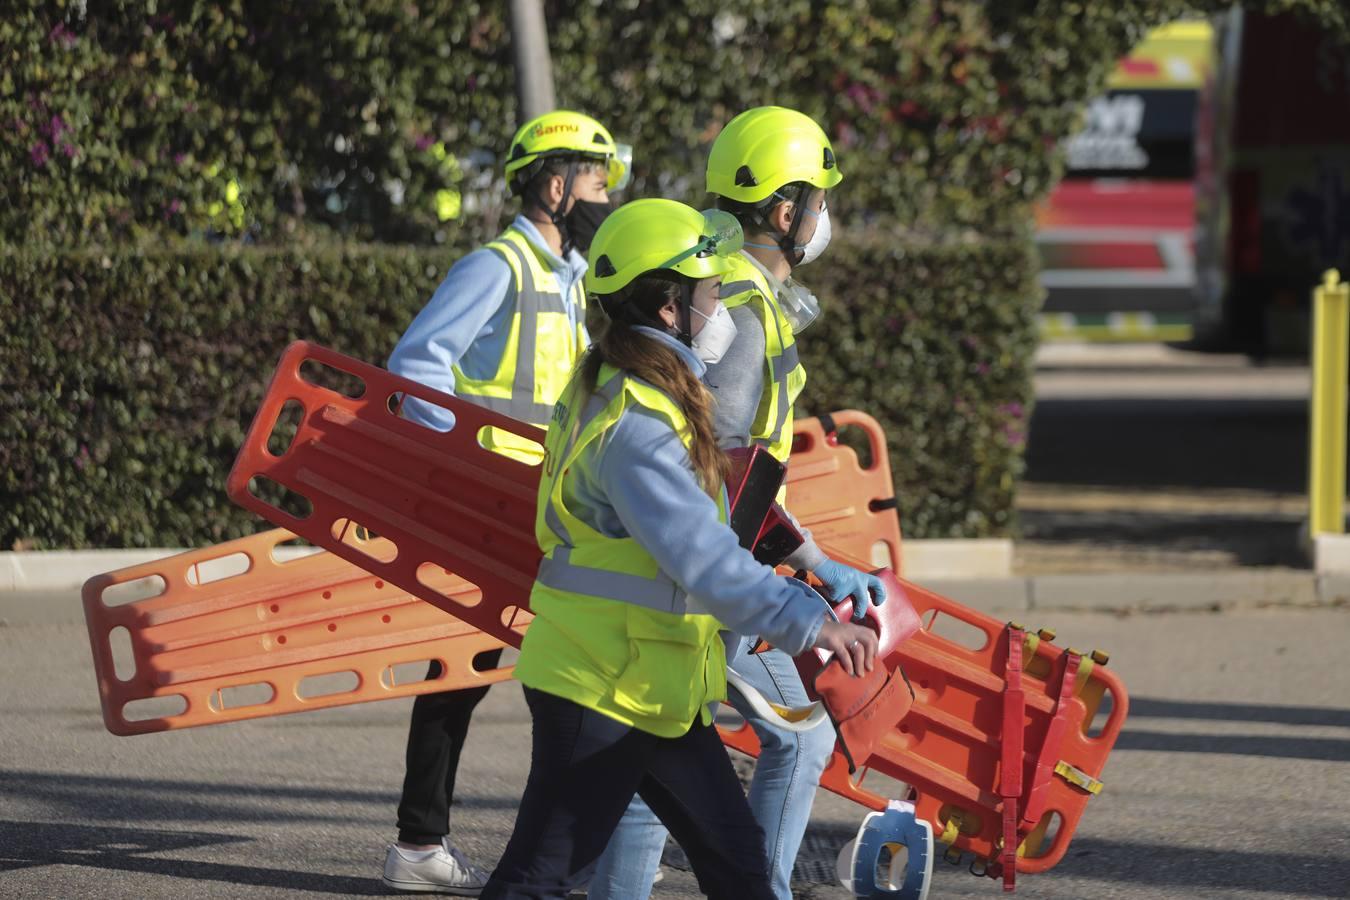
481, 199, 877, 900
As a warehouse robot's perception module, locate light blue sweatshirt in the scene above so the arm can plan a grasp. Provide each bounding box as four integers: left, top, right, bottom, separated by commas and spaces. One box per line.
387, 214, 589, 431
558, 327, 829, 656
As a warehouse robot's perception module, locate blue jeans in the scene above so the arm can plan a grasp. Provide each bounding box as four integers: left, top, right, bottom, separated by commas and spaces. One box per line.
588, 643, 836, 900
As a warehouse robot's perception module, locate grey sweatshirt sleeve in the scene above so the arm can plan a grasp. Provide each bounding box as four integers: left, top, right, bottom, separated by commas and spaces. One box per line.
704, 304, 766, 450
592, 406, 827, 656
704, 305, 827, 571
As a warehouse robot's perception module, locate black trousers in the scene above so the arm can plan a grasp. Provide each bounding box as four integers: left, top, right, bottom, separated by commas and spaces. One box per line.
395, 652, 503, 844
482, 687, 775, 900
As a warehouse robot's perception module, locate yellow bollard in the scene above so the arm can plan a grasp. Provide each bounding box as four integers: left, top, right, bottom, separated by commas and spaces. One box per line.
1308, 270, 1350, 536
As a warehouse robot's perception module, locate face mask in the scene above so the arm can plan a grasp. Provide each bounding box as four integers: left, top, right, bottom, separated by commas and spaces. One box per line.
797, 205, 831, 265
779, 278, 822, 333
689, 301, 739, 364
566, 199, 612, 255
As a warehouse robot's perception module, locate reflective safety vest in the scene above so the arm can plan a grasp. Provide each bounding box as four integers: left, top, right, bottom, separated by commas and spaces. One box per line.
455, 225, 588, 463
717, 253, 807, 463
514, 364, 729, 737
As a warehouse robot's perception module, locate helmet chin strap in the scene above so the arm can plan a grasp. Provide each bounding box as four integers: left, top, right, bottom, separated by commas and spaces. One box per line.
675, 281, 695, 347
602, 280, 694, 346
529, 160, 579, 255
744, 188, 810, 269
776, 193, 810, 268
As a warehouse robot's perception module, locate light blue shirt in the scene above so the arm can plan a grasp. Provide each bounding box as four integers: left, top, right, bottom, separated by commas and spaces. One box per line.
388, 215, 589, 430
558, 328, 828, 655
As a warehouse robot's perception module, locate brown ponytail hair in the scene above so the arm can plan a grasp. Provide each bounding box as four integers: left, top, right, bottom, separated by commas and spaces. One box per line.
580, 276, 731, 497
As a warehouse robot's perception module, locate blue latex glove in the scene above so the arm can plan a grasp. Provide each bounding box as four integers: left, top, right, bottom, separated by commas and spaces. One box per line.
813, 559, 887, 622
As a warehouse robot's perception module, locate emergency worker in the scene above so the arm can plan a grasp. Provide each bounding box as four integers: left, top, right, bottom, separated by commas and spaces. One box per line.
380, 110, 630, 895
591, 106, 881, 900
480, 199, 879, 899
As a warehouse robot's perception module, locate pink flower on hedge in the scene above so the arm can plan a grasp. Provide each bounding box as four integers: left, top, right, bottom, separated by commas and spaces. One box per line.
414, 134, 434, 152
48, 23, 77, 48
975, 361, 991, 375
999, 401, 1025, 419
30, 141, 49, 167
173, 152, 187, 165
59, 141, 77, 158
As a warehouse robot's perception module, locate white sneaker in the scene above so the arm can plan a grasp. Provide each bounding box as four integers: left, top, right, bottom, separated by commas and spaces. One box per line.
382, 838, 489, 895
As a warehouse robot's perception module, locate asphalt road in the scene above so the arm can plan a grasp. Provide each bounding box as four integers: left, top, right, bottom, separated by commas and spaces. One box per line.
1019, 344, 1316, 572
2, 595, 1347, 899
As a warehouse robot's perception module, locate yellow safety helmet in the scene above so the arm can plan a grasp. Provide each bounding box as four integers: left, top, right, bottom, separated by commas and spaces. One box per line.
587, 199, 743, 298
706, 106, 842, 205
504, 109, 632, 195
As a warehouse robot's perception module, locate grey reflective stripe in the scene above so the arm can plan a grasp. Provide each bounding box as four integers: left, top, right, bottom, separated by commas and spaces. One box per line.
536, 546, 688, 615
720, 280, 758, 299
473, 233, 572, 424
770, 341, 800, 381
470, 394, 556, 422
766, 373, 790, 443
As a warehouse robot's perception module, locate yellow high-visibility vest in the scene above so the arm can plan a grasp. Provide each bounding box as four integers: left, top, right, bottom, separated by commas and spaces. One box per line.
717, 253, 807, 463
515, 364, 729, 737
455, 225, 588, 463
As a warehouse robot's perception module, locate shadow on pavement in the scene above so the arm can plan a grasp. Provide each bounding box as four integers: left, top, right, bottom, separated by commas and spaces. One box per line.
1026, 397, 1307, 493
1130, 697, 1350, 728
0, 768, 522, 836
1114, 730, 1350, 761
1053, 837, 1347, 897
0, 820, 385, 894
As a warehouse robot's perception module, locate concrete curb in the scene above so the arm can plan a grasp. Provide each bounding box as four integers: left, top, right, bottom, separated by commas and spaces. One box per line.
0, 547, 319, 594
899, 539, 1012, 580
0, 539, 1018, 593
908, 569, 1342, 616
3, 551, 1345, 629
1313, 534, 1350, 573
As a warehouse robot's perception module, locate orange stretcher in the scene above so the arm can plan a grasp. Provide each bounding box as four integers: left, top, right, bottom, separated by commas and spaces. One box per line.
84, 341, 1125, 889
81, 525, 513, 735
784, 410, 903, 574
720, 570, 1126, 886
80, 342, 898, 735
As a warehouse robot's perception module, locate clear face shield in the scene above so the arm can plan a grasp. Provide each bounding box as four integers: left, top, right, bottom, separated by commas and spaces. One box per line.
656, 209, 745, 270
606, 143, 634, 192
779, 278, 822, 333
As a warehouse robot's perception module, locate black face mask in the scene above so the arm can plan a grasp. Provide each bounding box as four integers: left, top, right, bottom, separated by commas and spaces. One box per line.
565, 199, 613, 255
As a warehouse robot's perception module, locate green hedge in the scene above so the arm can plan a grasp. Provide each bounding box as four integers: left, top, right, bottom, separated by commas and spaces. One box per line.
0, 235, 1035, 548
7, 1, 1346, 246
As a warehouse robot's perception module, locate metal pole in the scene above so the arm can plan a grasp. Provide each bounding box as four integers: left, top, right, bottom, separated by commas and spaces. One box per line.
1308, 269, 1350, 535
508, 0, 556, 121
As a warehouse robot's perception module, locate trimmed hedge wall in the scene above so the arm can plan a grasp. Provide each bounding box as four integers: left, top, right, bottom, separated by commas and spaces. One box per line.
8, 2, 1346, 246
0, 236, 1035, 548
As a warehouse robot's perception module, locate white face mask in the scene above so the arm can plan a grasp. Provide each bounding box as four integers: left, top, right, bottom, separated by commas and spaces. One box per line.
689, 300, 739, 364
797, 205, 831, 265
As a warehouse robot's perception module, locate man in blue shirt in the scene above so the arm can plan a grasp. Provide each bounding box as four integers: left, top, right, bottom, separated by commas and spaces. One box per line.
381, 110, 630, 895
